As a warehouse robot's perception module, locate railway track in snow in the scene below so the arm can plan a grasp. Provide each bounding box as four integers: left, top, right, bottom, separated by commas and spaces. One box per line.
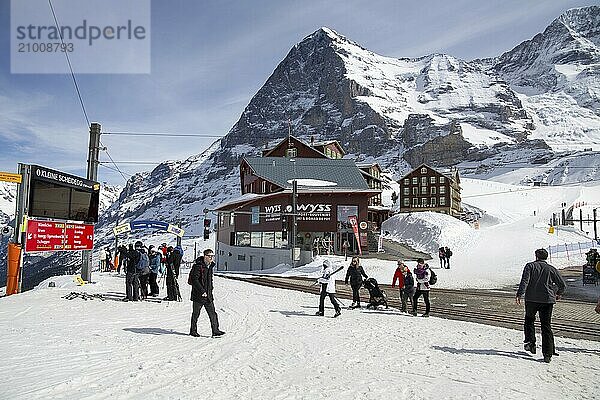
219, 275, 600, 342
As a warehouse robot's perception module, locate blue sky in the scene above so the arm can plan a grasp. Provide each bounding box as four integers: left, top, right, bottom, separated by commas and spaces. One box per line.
0, 0, 594, 184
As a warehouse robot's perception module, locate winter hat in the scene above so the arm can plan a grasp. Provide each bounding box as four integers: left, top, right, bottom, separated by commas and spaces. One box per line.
323, 259, 331, 268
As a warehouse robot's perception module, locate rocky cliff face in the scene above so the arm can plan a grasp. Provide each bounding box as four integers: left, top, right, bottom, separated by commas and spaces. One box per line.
99, 6, 599, 234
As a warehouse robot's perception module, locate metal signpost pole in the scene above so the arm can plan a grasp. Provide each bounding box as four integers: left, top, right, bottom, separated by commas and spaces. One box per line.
292, 179, 297, 268
81, 122, 101, 282
13, 164, 30, 293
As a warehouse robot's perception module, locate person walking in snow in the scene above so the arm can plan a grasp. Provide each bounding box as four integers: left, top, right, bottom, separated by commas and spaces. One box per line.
148, 245, 161, 297
344, 256, 368, 309
189, 249, 225, 338
516, 248, 566, 363
316, 259, 341, 317
411, 258, 431, 317
392, 260, 414, 312
444, 247, 452, 269
438, 247, 446, 269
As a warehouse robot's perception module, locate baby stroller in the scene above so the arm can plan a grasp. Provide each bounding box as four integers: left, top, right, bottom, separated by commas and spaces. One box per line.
363, 278, 388, 309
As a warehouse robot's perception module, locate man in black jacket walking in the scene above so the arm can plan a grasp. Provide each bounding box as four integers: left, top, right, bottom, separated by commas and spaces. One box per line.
189, 249, 225, 338
516, 248, 566, 363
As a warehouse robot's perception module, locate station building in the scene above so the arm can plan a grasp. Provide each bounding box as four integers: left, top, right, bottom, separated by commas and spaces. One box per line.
213, 136, 388, 271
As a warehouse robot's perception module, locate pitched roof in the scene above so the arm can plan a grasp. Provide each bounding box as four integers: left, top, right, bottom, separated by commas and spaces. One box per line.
243, 157, 369, 190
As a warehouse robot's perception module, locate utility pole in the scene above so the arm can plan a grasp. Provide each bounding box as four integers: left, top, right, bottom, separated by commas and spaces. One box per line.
81, 122, 101, 282
292, 179, 298, 268
594, 208, 598, 244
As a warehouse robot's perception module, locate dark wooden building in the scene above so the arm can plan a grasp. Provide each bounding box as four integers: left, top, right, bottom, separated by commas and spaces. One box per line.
398, 164, 462, 216
214, 152, 381, 271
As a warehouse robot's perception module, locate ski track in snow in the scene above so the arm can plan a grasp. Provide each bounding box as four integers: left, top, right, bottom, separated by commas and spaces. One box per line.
1, 274, 599, 400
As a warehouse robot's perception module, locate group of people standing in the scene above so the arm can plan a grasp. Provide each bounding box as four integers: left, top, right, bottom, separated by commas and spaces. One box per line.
326, 256, 432, 317
116, 241, 184, 302
438, 246, 452, 269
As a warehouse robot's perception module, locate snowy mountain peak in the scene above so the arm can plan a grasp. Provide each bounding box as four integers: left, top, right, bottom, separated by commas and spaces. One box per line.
557, 5, 600, 45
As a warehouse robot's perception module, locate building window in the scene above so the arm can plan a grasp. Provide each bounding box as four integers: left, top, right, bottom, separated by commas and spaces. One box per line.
251, 206, 260, 224
261, 181, 267, 193
440, 186, 446, 194
412, 198, 418, 206
237, 254, 246, 261
263, 232, 275, 248
440, 197, 446, 206
431, 187, 436, 195
440, 176, 445, 184
250, 232, 262, 247
430, 176, 436, 184
403, 187, 409, 195
431, 197, 436, 206
421, 186, 427, 194
420, 176, 426, 185
412, 177, 417, 184
412, 187, 418, 195
229, 212, 235, 225
325, 148, 331, 157
286, 148, 297, 158
421, 167, 427, 174
403, 178, 409, 185
421, 198, 428, 206
403, 198, 409, 206
236, 232, 250, 246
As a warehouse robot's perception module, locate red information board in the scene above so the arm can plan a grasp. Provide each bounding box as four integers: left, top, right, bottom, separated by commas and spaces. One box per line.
25, 219, 94, 253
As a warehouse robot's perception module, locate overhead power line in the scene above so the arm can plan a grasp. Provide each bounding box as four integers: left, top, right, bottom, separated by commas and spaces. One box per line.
48, 0, 90, 127
103, 132, 225, 138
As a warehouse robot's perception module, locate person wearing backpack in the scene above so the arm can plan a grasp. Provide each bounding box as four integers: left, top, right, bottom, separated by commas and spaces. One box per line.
411, 258, 431, 317
136, 242, 151, 300
444, 247, 453, 269
148, 245, 161, 297
123, 243, 141, 301
189, 249, 225, 338
173, 245, 184, 278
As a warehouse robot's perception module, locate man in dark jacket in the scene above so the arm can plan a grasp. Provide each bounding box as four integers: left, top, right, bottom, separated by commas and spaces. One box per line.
124, 243, 140, 301
516, 248, 566, 363
189, 249, 225, 338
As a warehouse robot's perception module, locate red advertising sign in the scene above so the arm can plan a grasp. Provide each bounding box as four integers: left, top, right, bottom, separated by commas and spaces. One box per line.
25, 219, 94, 253
348, 215, 362, 256
64, 223, 95, 250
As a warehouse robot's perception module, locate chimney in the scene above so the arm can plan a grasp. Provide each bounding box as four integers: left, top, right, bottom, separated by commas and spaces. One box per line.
310, 135, 315, 146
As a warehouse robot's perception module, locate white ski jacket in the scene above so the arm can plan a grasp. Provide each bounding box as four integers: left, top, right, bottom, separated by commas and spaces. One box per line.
318, 265, 336, 293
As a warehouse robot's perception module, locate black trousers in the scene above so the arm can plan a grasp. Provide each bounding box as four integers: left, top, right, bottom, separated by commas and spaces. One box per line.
139, 274, 149, 298
400, 287, 414, 311
125, 272, 139, 301
148, 272, 159, 296
191, 300, 220, 335
412, 289, 430, 314
351, 284, 361, 304
524, 301, 555, 356
319, 284, 340, 313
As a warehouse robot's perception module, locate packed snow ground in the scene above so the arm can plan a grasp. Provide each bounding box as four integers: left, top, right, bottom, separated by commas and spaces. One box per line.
0, 272, 599, 400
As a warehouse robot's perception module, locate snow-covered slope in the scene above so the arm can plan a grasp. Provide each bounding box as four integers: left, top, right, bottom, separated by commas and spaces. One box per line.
0, 273, 598, 399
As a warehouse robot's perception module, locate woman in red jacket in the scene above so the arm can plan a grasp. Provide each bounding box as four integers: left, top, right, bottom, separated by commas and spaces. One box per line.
392, 260, 414, 312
